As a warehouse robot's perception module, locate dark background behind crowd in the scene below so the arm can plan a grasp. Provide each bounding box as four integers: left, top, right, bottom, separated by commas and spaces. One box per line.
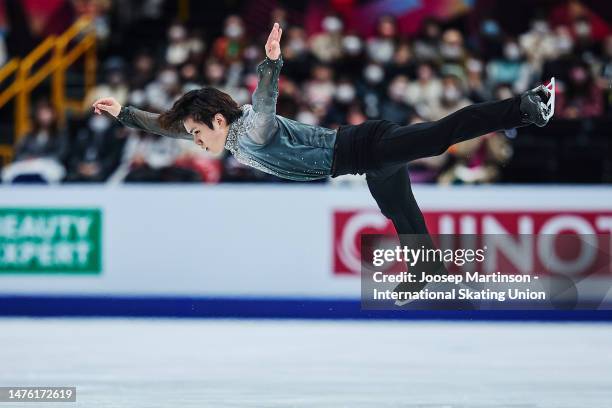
0, 0, 611, 184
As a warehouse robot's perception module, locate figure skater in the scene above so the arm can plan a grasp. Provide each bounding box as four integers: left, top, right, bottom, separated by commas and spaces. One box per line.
93, 23, 555, 300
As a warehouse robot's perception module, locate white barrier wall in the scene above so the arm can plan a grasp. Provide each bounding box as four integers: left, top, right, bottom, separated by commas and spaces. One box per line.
0, 185, 611, 300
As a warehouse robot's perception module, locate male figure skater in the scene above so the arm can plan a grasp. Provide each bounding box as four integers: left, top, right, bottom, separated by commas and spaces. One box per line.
94, 23, 554, 298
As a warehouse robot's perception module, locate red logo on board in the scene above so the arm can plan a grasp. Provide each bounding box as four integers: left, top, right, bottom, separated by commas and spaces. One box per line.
333, 210, 612, 276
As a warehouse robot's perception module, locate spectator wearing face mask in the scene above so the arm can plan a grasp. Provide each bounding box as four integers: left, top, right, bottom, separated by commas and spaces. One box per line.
478, 19, 504, 62
366, 15, 398, 65
572, 16, 598, 57
303, 63, 336, 112
295, 106, 320, 126
465, 58, 490, 103
165, 23, 192, 66
2, 101, 68, 183
541, 26, 578, 84
84, 58, 129, 108
208, 61, 249, 108
430, 75, 472, 120
186, 28, 206, 65
413, 17, 442, 61
322, 79, 358, 128
280, 26, 314, 83
386, 41, 417, 80
110, 127, 199, 183
406, 62, 442, 120
213, 15, 247, 64
145, 67, 182, 111
439, 29, 467, 82
65, 113, 125, 182
381, 75, 415, 126
486, 39, 531, 93
358, 62, 386, 118
310, 14, 344, 63
337, 31, 366, 80
549, 0, 606, 54
519, 20, 560, 74
556, 62, 603, 119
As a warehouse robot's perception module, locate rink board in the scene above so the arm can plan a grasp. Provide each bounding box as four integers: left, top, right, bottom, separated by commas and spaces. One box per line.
0, 185, 611, 319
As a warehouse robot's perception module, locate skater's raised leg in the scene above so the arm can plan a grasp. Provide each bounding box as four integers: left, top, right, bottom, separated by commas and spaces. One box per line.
367, 80, 555, 169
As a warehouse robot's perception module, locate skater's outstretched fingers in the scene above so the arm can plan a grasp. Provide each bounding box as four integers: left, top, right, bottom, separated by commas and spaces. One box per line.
265, 22, 282, 60
92, 97, 121, 117
266, 23, 276, 45
273, 23, 282, 42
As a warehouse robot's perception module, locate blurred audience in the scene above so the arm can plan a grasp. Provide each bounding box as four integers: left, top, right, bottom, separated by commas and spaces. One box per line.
2, 101, 68, 184
430, 75, 472, 120
65, 113, 125, 182
438, 132, 512, 185
84, 57, 130, 107
310, 14, 344, 63
213, 15, 247, 64
109, 129, 200, 183
3, 2, 612, 185
556, 60, 603, 118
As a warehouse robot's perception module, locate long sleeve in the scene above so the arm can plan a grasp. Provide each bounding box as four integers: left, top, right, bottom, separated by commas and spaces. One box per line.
116, 106, 192, 141
246, 56, 283, 145
252, 56, 283, 114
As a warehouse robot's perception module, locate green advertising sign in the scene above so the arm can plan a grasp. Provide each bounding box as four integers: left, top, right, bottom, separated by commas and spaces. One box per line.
0, 208, 102, 274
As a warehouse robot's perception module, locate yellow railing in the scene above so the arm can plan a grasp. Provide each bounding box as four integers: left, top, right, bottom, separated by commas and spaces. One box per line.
0, 17, 96, 164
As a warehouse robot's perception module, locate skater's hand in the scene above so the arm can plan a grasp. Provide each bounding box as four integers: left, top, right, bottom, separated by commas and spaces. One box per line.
265, 22, 282, 60
92, 97, 121, 117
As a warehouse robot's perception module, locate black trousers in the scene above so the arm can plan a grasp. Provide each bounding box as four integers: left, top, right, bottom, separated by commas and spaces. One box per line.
331, 97, 525, 293
332, 96, 525, 235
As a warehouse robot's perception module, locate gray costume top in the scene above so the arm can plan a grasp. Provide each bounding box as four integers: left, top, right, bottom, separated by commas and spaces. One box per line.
116, 56, 337, 181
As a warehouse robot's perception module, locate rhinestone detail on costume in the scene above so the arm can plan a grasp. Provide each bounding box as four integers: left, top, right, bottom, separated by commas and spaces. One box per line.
224, 106, 282, 176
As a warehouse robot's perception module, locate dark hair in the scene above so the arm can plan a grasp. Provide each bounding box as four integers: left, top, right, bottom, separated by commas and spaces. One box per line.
159, 87, 242, 131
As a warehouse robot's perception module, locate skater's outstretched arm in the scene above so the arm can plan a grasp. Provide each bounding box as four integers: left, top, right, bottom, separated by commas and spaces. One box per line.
252, 22, 283, 114
91, 97, 192, 141
247, 23, 283, 145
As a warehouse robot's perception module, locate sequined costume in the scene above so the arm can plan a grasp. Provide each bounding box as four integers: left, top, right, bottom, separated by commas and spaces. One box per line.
117, 56, 336, 181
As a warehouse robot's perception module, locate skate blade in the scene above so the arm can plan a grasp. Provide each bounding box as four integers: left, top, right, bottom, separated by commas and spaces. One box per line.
544, 77, 555, 120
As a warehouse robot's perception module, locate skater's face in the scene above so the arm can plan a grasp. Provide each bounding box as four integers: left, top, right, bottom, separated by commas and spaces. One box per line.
184, 114, 228, 154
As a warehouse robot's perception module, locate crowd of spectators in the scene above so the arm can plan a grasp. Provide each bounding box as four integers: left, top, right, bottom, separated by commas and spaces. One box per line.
2, 3, 611, 184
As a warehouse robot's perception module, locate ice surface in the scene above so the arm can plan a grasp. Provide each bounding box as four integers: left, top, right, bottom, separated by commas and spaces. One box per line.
0, 318, 611, 407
